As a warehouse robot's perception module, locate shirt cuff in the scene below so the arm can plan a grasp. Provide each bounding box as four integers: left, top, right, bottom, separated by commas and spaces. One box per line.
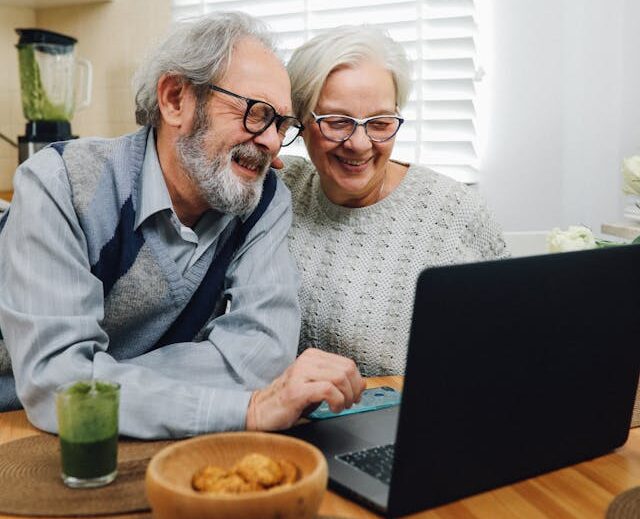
194, 387, 252, 434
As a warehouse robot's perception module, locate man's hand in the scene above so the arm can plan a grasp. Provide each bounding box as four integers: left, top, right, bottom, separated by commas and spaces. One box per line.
245, 348, 365, 431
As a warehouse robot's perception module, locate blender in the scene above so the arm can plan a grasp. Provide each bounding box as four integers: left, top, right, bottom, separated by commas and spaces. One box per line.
15, 28, 92, 163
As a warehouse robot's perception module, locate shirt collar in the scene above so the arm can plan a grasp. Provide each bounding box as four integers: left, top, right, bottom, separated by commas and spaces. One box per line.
134, 128, 174, 230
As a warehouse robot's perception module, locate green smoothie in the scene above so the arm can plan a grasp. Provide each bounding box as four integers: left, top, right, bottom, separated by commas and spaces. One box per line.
59, 435, 117, 479
56, 380, 120, 487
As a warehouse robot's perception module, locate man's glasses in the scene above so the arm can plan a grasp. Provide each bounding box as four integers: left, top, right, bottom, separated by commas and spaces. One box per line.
311, 112, 404, 143
208, 84, 304, 147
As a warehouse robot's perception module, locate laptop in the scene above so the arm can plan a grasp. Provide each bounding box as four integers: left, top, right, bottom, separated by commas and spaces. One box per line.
288, 245, 640, 517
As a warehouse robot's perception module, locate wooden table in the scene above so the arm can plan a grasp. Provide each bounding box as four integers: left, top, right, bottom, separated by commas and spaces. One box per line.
0, 191, 12, 202
1, 375, 640, 518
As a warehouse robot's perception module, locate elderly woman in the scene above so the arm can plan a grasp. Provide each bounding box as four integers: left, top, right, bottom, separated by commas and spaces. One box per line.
280, 26, 507, 377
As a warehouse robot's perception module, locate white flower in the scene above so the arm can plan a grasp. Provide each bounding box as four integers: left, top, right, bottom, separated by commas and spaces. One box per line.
547, 226, 597, 253
622, 155, 640, 196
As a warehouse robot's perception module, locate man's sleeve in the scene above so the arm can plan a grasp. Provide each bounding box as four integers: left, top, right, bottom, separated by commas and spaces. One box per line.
0, 151, 298, 438
203, 176, 301, 388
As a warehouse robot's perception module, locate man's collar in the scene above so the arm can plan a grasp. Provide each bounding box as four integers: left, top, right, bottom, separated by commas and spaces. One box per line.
134, 128, 174, 230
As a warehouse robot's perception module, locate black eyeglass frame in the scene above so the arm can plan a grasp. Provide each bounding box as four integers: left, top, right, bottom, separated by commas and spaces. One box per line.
311, 111, 405, 143
208, 84, 304, 146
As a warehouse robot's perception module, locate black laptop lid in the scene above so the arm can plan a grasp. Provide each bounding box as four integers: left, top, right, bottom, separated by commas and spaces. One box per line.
388, 245, 640, 517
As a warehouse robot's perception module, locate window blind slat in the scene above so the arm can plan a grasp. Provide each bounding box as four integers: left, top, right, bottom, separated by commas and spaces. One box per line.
421, 142, 477, 163
423, 17, 476, 39
424, 37, 476, 59
425, 0, 475, 14
423, 58, 477, 80
423, 120, 476, 141
309, 0, 415, 11
311, 8, 418, 28
423, 100, 475, 119
174, 0, 201, 7
422, 79, 476, 100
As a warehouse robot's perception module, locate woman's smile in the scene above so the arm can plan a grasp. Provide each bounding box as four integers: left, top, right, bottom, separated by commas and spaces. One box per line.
333, 154, 373, 173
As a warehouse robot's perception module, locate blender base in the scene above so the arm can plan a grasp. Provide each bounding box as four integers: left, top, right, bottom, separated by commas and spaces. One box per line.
18, 121, 77, 164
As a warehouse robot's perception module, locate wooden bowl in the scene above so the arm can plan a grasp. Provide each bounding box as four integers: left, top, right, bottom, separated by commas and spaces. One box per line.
145, 432, 328, 519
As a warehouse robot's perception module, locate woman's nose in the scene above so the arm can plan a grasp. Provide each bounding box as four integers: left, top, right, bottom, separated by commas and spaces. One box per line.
343, 124, 371, 151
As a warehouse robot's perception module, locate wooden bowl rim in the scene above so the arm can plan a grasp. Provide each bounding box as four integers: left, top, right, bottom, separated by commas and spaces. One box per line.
146, 431, 327, 502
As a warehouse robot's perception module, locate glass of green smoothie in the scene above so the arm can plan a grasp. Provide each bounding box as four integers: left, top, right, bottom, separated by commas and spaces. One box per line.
55, 379, 120, 488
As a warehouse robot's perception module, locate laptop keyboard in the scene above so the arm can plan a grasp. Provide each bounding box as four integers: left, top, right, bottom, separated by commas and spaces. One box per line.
336, 443, 395, 485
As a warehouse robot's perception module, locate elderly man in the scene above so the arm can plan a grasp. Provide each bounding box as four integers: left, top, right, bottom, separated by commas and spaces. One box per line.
0, 12, 364, 438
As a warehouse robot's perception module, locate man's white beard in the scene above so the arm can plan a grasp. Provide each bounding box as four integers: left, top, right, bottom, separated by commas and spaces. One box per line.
176, 119, 270, 216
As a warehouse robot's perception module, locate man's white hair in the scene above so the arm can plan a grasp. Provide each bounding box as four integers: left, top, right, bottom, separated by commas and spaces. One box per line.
133, 11, 275, 127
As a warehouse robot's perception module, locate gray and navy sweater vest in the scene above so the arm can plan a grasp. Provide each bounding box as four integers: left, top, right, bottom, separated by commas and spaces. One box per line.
0, 126, 276, 365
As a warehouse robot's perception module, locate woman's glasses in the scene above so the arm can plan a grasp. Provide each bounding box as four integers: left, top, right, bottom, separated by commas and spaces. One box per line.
311, 112, 404, 143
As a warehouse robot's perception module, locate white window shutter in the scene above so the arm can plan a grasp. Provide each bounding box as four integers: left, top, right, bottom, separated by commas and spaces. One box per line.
173, 0, 481, 184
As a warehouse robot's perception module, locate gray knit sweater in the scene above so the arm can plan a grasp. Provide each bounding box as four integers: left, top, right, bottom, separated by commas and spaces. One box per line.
279, 156, 508, 376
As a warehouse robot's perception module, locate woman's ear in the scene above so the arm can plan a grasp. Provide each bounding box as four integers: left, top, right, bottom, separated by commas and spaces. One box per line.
157, 74, 195, 129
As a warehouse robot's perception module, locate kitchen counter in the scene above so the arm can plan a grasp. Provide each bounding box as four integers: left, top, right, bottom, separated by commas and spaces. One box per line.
601, 222, 640, 240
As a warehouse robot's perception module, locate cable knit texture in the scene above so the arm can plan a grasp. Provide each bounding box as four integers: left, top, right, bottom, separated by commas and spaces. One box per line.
279, 155, 508, 376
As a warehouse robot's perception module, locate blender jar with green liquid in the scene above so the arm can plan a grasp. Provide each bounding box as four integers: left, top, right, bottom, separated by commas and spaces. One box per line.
15, 28, 92, 163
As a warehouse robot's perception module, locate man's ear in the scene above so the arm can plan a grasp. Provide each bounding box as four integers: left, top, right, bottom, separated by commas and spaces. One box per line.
157, 74, 195, 129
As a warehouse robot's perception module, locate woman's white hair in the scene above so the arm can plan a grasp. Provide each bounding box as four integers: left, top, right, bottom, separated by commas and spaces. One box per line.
133, 11, 275, 127
287, 25, 411, 122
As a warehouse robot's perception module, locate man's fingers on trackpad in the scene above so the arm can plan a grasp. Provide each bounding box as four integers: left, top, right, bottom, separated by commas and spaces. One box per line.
300, 381, 345, 414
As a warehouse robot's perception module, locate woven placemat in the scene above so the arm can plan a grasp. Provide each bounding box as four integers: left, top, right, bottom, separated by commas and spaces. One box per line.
606, 486, 640, 519
0, 434, 171, 517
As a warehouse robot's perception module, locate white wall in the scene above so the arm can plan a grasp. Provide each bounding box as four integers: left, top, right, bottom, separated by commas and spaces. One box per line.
479, 0, 640, 232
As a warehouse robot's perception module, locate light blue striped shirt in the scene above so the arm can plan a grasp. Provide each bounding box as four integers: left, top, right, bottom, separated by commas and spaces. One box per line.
0, 131, 300, 438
